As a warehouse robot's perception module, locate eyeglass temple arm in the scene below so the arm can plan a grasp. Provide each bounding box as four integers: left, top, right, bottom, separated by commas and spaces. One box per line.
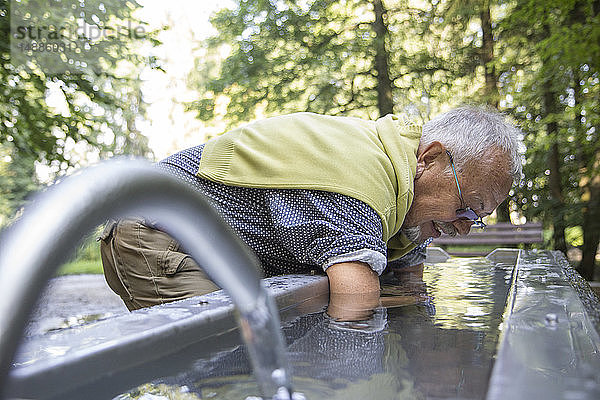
445, 150, 464, 201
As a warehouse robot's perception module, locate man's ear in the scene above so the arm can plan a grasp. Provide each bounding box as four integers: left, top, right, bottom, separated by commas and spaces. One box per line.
415, 141, 445, 179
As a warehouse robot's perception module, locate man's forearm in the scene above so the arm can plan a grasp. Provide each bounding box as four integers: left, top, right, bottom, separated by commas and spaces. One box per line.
326, 261, 380, 294
326, 262, 380, 320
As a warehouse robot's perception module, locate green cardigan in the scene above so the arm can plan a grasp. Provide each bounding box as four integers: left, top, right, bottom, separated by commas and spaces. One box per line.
197, 112, 421, 260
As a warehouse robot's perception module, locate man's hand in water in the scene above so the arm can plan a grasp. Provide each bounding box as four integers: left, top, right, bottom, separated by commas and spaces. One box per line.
326, 262, 426, 321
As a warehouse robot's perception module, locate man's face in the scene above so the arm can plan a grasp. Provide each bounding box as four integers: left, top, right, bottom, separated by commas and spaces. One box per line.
402, 142, 512, 244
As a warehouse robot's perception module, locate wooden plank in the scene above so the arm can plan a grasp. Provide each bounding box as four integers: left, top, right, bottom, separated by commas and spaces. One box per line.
481, 222, 543, 228
448, 230, 542, 238
433, 233, 543, 242
430, 223, 544, 251
433, 237, 543, 245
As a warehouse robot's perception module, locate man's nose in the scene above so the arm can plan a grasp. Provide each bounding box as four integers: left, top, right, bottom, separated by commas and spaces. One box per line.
452, 219, 473, 236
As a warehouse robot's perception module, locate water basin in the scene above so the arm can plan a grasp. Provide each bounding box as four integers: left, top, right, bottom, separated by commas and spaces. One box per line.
112, 252, 512, 399
7, 249, 600, 399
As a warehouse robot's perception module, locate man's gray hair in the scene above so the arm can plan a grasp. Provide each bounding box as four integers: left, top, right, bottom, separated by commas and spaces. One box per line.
420, 106, 523, 184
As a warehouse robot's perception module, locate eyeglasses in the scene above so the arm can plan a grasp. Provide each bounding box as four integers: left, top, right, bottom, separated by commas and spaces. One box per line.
446, 150, 487, 229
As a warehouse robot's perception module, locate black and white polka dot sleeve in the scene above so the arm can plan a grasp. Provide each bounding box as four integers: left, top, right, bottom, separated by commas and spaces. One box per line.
266, 189, 388, 275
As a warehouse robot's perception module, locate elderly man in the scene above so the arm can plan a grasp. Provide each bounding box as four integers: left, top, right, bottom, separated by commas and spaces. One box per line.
100, 106, 522, 314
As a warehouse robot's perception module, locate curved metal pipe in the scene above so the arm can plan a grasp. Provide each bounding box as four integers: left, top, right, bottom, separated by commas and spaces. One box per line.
0, 160, 292, 398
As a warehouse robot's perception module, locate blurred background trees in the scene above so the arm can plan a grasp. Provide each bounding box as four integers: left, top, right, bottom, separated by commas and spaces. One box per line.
0, 0, 156, 226
2, 0, 599, 278
186, 0, 599, 279
497, 0, 599, 279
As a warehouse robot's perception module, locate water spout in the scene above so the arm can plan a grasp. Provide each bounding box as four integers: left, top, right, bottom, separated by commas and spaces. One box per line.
0, 160, 293, 399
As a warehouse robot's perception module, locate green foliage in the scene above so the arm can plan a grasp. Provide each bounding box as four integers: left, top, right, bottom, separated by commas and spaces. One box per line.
186, 0, 479, 125
499, 0, 599, 231
0, 143, 38, 227
565, 226, 584, 247
188, 0, 378, 124
57, 228, 103, 275
0, 0, 159, 226
57, 259, 103, 276
2, 0, 155, 165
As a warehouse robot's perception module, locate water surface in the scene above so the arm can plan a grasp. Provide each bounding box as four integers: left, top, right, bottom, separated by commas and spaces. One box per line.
116, 256, 514, 400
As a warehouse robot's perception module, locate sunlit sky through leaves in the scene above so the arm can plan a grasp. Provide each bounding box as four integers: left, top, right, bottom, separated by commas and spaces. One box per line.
38, 0, 233, 182
136, 0, 234, 160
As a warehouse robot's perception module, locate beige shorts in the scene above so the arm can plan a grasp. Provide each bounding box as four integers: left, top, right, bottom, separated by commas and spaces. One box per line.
99, 219, 219, 311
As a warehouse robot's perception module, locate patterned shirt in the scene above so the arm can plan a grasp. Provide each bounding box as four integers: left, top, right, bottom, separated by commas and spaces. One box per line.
158, 145, 426, 277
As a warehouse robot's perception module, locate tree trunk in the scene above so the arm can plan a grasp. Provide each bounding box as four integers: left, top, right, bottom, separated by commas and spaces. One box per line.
480, 3, 512, 222
480, 4, 499, 108
371, 0, 394, 116
539, 17, 567, 254
548, 140, 567, 253
569, 35, 597, 279
579, 175, 600, 280
545, 97, 567, 253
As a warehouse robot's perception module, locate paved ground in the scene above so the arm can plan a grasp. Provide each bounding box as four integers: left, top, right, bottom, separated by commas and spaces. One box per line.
26, 274, 128, 337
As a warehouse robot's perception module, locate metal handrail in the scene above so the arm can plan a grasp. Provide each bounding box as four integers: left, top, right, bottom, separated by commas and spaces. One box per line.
0, 160, 292, 398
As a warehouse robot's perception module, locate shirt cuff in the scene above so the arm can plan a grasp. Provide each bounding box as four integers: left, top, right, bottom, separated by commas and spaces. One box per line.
323, 249, 388, 275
